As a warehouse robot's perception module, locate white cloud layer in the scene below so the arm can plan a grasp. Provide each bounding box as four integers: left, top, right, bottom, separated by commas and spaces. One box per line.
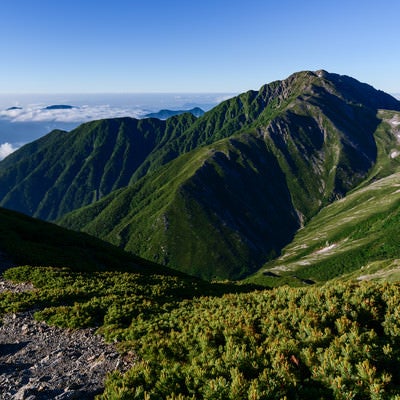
0, 142, 19, 160
0, 105, 146, 124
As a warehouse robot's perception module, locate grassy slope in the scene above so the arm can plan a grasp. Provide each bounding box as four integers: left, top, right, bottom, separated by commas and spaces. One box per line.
60, 136, 298, 280
0, 206, 169, 274
3, 264, 400, 399
247, 111, 400, 287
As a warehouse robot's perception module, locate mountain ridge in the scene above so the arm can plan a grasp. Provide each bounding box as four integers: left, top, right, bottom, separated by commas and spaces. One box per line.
1, 70, 400, 279
56, 71, 400, 279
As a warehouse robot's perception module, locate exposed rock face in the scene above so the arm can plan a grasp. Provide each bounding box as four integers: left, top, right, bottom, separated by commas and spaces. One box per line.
0, 273, 133, 399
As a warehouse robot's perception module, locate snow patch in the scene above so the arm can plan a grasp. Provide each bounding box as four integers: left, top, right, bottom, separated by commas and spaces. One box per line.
315, 243, 337, 254
390, 150, 400, 159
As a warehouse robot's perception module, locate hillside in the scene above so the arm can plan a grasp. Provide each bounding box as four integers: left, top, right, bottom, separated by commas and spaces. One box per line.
1, 208, 400, 399
2, 71, 400, 398
0, 115, 195, 220
1, 70, 400, 280
59, 71, 400, 279
246, 110, 400, 286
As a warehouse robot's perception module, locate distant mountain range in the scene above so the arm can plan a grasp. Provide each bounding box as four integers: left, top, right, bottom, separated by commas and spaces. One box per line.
1, 70, 400, 282
43, 104, 77, 110
5, 106, 23, 111
144, 107, 205, 120
4, 105, 78, 111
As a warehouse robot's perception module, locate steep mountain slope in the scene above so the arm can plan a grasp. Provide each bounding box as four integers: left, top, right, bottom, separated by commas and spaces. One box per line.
248, 170, 400, 287
245, 110, 400, 286
0, 115, 196, 220
246, 111, 400, 286
59, 135, 301, 280
130, 70, 399, 182
59, 72, 400, 279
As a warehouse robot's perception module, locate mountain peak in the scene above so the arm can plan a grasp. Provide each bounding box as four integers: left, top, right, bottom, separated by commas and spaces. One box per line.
1, 70, 400, 280
315, 69, 329, 77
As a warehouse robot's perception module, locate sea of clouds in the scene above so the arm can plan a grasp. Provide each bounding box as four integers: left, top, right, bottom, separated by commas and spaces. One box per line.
0, 93, 234, 160
0, 104, 145, 124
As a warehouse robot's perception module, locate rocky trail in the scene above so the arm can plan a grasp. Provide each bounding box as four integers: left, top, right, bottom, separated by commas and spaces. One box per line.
0, 253, 133, 399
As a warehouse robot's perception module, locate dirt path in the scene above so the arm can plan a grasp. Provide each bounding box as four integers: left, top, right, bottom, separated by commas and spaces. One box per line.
0, 254, 133, 399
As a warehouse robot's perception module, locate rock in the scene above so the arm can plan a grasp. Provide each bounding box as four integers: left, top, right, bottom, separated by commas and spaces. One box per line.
14, 384, 36, 400
0, 306, 133, 399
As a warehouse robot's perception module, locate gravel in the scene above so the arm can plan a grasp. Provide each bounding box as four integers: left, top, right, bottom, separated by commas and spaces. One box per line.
0, 252, 134, 399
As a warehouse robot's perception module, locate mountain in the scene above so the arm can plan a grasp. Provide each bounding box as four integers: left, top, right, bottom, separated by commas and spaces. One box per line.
143, 107, 204, 119
43, 105, 76, 110
1, 70, 399, 280
0, 115, 195, 220
2, 71, 400, 398
247, 110, 400, 286
56, 70, 400, 279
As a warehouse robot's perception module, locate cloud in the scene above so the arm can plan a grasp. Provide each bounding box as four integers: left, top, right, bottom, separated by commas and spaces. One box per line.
0, 105, 146, 124
0, 142, 19, 160
0, 94, 233, 126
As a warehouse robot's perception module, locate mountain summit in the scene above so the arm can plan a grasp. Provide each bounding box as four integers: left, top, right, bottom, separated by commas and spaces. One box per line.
1, 70, 399, 279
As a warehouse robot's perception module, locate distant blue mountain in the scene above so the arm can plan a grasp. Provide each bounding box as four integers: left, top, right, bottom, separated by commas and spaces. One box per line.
43, 105, 77, 110
6, 106, 23, 111
144, 107, 204, 120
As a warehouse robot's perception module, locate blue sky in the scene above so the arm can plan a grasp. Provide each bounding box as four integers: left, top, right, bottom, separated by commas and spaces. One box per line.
1, 0, 399, 93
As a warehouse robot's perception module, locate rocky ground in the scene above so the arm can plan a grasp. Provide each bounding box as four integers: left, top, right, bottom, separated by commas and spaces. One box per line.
0, 252, 134, 400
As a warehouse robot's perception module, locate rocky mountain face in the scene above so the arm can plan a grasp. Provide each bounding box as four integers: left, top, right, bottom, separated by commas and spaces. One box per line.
1, 70, 400, 280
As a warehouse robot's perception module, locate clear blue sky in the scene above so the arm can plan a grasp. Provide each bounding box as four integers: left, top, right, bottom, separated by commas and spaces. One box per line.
1, 0, 399, 93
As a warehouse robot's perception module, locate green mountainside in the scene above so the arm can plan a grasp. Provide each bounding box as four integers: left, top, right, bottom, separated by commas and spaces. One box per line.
1, 70, 400, 280
59, 71, 400, 279
247, 110, 400, 286
0, 115, 195, 220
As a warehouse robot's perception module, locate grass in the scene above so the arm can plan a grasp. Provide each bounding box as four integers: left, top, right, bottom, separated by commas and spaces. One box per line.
248, 168, 400, 286
2, 264, 400, 399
